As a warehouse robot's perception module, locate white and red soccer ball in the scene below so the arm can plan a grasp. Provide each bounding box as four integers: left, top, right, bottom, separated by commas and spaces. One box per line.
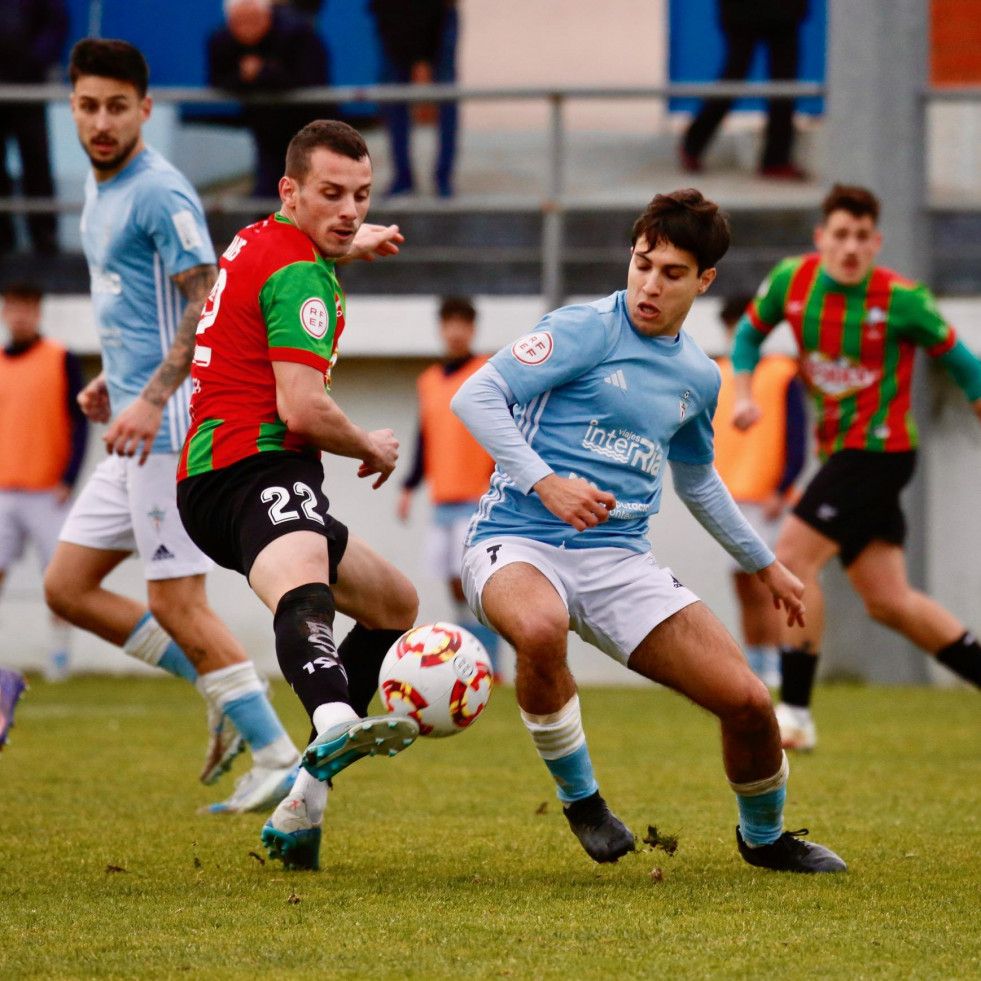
378, 622, 493, 737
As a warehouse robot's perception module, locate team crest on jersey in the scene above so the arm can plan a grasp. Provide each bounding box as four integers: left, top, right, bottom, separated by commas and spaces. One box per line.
147, 505, 166, 533
300, 297, 329, 339
679, 389, 692, 421
512, 331, 553, 365
803, 351, 880, 399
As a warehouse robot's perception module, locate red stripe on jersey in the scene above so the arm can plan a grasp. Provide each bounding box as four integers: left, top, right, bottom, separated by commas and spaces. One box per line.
815, 291, 846, 452
926, 328, 957, 358
882, 345, 916, 451
269, 347, 330, 372
845, 267, 892, 448
746, 302, 770, 333
784, 254, 822, 347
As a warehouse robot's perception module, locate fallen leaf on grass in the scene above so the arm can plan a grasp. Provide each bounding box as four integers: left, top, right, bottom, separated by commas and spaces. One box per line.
535, 802, 549, 815
105, 865, 128, 874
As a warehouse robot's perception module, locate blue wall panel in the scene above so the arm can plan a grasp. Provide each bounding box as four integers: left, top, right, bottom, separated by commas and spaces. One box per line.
668, 0, 826, 115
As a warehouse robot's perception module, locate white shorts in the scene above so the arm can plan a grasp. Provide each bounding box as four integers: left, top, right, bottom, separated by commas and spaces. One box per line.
0, 489, 71, 572
461, 536, 700, 666
729, 502, 783, 573
424, 502, 476, 580
58, 453, 213, 581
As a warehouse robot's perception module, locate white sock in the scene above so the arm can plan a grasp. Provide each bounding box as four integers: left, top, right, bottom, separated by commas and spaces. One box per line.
123, 615, 171, 667
312, 701, 359, 735
285, 768, 329, 825
520, 694, 587, 760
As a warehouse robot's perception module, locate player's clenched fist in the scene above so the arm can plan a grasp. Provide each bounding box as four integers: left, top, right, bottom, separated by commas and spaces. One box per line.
533, 473, 616, 532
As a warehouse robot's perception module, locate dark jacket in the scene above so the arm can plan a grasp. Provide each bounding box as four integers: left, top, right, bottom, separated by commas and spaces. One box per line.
720, 0, 809, 32
207, 5, 329, 146
370, 0, 449, 67
0, 0, 69, 83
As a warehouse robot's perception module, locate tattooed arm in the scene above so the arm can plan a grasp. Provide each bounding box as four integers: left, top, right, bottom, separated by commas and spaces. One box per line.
102, 264, 218, 465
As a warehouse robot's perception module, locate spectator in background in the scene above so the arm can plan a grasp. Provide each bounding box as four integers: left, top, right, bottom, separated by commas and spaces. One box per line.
208, 0, 330, 199
370, 0, 459, 197
0, 283, 87, 681
397, 297, 501, 677
713, 294, 806, 688
680, 0, 809, 180
0, 0, 68, 254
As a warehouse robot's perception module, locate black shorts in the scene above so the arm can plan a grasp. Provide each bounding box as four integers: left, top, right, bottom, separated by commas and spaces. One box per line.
792, 449, 916, 567
177, 451, 349, 582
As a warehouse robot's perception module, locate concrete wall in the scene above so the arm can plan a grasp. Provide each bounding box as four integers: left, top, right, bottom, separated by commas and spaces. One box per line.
4, 294, 981, 685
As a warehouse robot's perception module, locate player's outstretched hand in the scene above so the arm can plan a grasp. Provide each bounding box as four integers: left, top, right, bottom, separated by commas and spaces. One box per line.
357, 428, 399, 489
78, 373, 111, 424
342, 223, 404, 263
731, 397, 762, 431
533, 474, 616, 532
103, 395, 164, 465
756, 560, 806, 628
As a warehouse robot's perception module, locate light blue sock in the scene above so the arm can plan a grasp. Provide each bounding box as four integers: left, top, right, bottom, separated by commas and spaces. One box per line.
221, 691, 287, 752
745, 644, 767, 678
736, 786, 786, 847
123, 612, 197, 683
159, 643, 198, 684
545, 744, 600, 804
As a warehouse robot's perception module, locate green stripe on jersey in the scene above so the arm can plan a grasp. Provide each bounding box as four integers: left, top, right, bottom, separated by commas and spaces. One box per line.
185, 419, 220, 474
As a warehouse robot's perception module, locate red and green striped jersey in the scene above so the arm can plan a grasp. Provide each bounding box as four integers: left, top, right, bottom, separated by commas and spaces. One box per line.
732, 253, 958, 458
178, 213, 346, 479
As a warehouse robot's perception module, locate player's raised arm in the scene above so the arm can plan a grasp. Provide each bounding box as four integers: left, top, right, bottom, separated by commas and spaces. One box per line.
102, 262, 217, 464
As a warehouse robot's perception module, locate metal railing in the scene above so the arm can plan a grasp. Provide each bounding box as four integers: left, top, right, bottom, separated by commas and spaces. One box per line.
6, 80, 980, 303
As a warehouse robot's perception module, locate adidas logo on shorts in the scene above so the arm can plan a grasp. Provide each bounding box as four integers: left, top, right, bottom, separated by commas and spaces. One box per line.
151, 544, 175, 561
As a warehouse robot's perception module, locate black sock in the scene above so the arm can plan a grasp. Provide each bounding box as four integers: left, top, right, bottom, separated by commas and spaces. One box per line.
338, 625, 404, 716
936, 631, 981, 688
780, 647, 819, 708
273, 582, 350, 719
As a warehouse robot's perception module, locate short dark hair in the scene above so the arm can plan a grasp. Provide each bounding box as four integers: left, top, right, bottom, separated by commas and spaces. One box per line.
69, 39, 150, 97
438, 296, 476, 323
821, 184, 880, 223
1, 281, 43, 302
719, 294, 754, 328
284, 120, 370, 182
631, 188, 730, 273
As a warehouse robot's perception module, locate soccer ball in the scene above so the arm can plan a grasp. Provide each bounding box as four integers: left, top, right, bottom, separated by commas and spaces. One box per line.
378, 622, 493, 737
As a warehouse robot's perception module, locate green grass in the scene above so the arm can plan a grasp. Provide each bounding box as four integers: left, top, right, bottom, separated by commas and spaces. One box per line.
2, 677, 979, 979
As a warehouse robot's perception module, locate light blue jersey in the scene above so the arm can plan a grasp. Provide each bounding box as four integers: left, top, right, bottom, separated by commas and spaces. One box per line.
80, 147, 215, 454
467, 291, 721, 552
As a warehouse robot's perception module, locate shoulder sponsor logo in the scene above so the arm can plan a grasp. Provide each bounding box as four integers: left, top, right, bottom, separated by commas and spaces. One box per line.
603, 369, 627, 391
300, 297, 329, 339
511, 331, 553, 366
802, 351, 879, 399
171, 210, 204, 251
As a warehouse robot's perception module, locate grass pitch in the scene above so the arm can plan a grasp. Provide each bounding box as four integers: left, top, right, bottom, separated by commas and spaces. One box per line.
1, 676, 979, 979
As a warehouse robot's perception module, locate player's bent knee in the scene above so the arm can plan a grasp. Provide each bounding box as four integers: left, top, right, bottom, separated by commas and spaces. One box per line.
718, 676, 773, 730
862, 593, 904, 628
